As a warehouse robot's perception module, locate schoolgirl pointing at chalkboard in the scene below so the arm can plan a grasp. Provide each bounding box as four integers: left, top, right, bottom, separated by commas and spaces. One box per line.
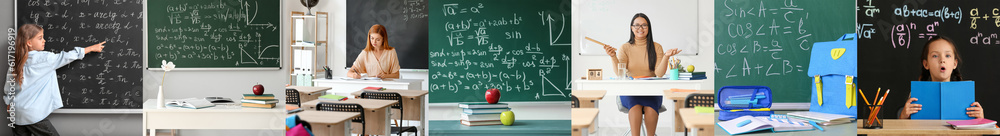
348, 24, 401, 79
604, 13, 681, 136
899, 36, 985, 119
5, 24, 104, 136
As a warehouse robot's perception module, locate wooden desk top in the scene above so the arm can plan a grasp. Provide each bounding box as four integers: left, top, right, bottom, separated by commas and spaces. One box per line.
350, 89, 429, 97
663, 89, 714, 100
295, 110, 360, 124
571, 90, 606, 100
301, 99, 398, 110
678, 108, 714, 128
857, 119, 1000, 135
286, 86, 332, 94
571, 108, 599, 128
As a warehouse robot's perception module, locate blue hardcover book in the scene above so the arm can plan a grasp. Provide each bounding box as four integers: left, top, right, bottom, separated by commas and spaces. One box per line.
910, 81, 975, 120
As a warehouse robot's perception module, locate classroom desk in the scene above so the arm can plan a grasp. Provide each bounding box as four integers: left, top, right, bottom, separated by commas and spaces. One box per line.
572, 90, 606, 108
714, 111, 857, 136
571, 108, 599, 136
142, 100, 284, 136
295, 110, 360, 136
313, 78, 423, 96
574, 79, 703, 129
350, 89, 429, 136
857, 119, 1000, 136
429, 120, 571, 136
665, 89, 714, 133
678, 108, 714, 136
287, 86, 332, 103
571, 90, 606, 134
302, 99, 398, 135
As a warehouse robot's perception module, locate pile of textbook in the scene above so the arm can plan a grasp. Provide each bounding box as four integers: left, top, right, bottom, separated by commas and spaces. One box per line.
458, 103, 510, 126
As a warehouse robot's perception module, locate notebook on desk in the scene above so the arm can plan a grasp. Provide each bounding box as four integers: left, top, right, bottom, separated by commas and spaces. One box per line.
717, 115, 814, 135
166, 98, 216, 109
911, 81, 975, 120
787, 111, 855, 125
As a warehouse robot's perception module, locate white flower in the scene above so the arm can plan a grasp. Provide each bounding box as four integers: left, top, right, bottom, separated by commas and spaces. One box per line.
161, 60, 176, 72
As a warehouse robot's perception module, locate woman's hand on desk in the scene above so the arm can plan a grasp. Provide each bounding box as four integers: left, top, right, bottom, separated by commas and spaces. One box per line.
347, 71, 361, 79
968, 102, 984, 119
901, 98, 922, 119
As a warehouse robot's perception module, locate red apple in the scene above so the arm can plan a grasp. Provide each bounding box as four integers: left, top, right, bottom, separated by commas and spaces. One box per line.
253, 84, 265, 95
485, 88, 500, 104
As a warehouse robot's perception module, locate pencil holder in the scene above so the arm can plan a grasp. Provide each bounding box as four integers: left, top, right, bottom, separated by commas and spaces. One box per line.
863, 104, 883, 129
669, 68, 680, 80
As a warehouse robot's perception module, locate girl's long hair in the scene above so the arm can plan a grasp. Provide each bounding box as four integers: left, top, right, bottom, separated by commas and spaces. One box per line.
13, 24, 43, 85
363, 24, 394, 51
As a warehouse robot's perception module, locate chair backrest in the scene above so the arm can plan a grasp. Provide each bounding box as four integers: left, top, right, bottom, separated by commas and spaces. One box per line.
316, 102, 365, 135
571, 95, 580, 108
286, 88, 300, 107
316, 102, 365, 122
684, 93, 715, 108
360, 91, 403, 109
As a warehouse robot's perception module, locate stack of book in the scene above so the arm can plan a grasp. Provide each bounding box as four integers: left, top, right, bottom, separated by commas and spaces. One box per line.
242, 94, 277, 109
458, 103, 510, 126
679, 72, 707, 80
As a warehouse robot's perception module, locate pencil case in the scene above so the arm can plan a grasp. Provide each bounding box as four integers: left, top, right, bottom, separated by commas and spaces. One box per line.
718, 86, 774, 121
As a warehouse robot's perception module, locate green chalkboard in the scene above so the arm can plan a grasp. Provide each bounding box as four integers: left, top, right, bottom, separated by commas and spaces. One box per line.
429, 0, 572, 103
714, 0, 853, 103
147, 0, 281, 68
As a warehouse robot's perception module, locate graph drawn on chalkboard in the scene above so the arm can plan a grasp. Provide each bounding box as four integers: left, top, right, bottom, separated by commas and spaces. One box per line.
16, 0, 144, 109
429, 0, 572, 103
714, 0, 853, 103
147, 0, 281, 69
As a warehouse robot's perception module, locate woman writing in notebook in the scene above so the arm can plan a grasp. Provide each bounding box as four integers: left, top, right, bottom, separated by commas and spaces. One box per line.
603, 13, 681, 136
6, 24, 105, 135
347, 24, 400, 79
899, 36, 985, 119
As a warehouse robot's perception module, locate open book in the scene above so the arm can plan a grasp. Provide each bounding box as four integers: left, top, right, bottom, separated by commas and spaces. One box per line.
717, 115, 814, 135
165, 98, 216, 109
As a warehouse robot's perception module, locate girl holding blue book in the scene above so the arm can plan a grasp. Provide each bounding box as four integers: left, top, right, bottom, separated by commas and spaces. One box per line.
899, 36, 984, 119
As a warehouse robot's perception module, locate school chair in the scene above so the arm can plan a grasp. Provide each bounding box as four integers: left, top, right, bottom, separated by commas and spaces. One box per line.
616, 96, 667, 136
683, 93, 714, 136
571, 95, 581, 108
287, 88, 301, 107
361, 91, 419, 136
317, 102, 365, 136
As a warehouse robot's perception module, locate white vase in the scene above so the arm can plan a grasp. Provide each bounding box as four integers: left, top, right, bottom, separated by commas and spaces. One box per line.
157, 86, 165, 108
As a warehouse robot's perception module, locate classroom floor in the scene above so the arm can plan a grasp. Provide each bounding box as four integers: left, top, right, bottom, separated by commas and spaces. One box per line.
593, 127, 692, 136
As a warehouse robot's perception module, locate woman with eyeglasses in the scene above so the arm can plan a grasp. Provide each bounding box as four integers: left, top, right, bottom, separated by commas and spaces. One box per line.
604, 13, 681, 136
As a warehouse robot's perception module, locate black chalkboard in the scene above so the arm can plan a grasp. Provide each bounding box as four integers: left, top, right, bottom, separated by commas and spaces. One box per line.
16, 0, 143, 108
858, 0, 1000, 120
346, 0, 429, 69
147, 0, 281, 68
714, 0, 854, 103
428, 0, 572, 103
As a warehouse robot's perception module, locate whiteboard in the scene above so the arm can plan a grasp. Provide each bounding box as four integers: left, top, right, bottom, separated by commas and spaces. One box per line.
578, 0, 700, 56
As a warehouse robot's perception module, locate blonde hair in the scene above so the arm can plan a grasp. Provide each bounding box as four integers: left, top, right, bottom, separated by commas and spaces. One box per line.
363, 24, 393, 51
